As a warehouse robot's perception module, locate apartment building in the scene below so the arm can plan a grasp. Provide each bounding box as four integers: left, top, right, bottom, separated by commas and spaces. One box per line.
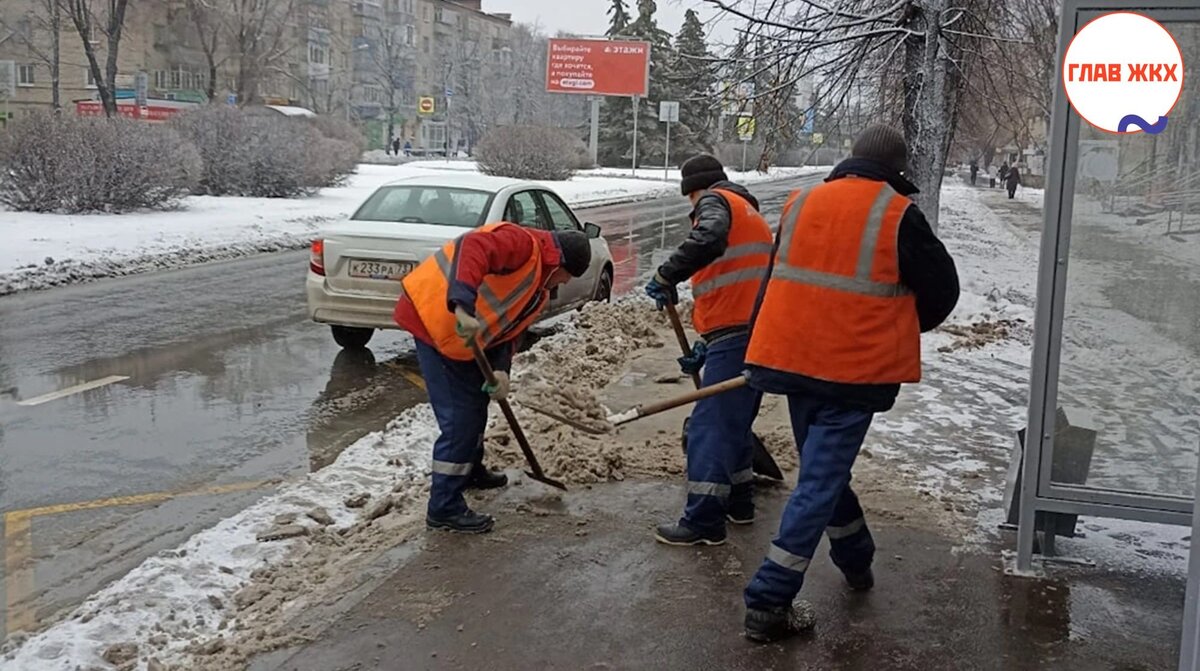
0, 0, 512, 150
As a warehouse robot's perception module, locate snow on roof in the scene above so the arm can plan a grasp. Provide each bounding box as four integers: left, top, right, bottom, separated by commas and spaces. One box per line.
264, 105, 316, 117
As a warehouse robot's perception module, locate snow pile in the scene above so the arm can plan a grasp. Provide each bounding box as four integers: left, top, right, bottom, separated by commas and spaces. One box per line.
0, 407, 440, 671
0, 160, 816, 296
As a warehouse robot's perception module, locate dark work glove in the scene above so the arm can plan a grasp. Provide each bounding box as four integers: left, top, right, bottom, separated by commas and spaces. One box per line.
678, 340, 708, 375
644, 272, 679, 311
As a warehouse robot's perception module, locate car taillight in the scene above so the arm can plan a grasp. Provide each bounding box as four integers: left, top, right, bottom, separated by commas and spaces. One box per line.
310, 239, 325, 276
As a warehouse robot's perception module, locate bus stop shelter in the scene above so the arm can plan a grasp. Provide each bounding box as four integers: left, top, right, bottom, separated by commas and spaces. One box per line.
1015, 1, 1200, 668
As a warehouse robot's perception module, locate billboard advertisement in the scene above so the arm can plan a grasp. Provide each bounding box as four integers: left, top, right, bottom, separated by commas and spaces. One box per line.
546, 38, 650, 97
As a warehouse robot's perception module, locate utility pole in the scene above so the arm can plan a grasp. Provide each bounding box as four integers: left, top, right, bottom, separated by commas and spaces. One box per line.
589, 96, 601, 167
631, 95, 639, 177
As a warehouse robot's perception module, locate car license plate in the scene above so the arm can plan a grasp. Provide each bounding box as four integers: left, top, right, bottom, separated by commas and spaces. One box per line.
349, 259, 414, 280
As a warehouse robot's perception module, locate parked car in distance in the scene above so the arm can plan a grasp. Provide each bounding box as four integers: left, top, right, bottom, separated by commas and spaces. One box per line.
307, 173, 614, 350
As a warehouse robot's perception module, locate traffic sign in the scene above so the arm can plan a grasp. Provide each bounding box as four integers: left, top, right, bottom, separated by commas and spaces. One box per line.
658, 101, 679, 123
737, 116, 755, 141
226, 93, 237, 106
418, 96, 435, 115
546, 38, 650, 97
445, 88, 453, 97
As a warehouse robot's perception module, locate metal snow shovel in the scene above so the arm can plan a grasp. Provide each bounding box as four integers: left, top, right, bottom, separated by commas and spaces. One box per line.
469, 339, 567, 492
664, 304, 784, 481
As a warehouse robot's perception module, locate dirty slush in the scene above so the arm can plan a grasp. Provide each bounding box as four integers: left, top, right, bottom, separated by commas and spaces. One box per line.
111, 297, 967, 670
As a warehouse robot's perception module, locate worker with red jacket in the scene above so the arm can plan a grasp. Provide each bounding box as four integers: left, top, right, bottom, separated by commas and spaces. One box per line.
645, 154, 774, 546
394, 223, 592, 534
741, 125, 959, 642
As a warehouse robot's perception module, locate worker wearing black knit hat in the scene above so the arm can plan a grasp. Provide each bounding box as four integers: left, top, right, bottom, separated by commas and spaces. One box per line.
645, 153, 775, 548
739, 124, 960, 643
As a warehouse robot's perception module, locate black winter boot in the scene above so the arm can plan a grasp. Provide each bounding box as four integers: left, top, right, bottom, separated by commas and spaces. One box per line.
744, 601, 817, 643
467, 463, 509, 490
844, 567, 875, 592
654, 522, 726, 546
426, 509, 495, 534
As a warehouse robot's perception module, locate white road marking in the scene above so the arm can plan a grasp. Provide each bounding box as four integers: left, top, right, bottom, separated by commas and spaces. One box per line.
17, 375, 131, 407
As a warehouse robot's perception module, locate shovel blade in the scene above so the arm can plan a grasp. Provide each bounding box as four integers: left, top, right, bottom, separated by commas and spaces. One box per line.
750, 433, 785, 481
526, 471, 568, 491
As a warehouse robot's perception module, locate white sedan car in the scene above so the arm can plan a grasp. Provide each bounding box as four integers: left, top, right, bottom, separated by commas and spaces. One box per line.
307, 173, 614, 349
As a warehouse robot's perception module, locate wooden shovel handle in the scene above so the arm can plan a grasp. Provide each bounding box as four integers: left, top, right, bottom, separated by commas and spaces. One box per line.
664, 303, 702, 388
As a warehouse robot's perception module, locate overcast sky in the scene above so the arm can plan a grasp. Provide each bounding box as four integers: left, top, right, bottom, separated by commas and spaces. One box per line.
483, 0, 737, 43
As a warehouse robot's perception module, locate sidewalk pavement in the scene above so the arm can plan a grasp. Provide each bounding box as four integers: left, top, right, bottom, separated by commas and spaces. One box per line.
246, 478, 1182, 671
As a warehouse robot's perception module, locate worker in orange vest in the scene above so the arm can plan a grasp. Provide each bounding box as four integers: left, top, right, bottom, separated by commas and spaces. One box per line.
741, 125, 959, 642
644, 154, 774, 546
394, 223, 593, 534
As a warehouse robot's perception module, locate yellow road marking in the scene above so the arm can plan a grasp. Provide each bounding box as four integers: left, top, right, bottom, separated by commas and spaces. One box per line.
383, 361, 426, 391
17, 375, 131, 407
2, 479, 274, 636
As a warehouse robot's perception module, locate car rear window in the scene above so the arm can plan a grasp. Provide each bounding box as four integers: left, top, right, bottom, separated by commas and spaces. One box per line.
352, 186, 493, 228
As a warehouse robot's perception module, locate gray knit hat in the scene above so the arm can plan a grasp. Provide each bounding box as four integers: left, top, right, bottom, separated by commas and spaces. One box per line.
852, 124, 908, 173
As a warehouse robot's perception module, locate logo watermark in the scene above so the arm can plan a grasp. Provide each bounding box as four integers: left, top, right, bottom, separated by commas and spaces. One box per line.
1062, 12, 1184, 135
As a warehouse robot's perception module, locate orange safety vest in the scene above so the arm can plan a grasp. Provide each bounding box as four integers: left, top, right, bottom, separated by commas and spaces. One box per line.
401, 222, 548, 361
690, 188, 775, 335
746, 177, 921, 384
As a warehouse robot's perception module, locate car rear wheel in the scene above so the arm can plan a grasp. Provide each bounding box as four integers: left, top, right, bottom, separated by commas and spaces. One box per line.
331, 325, 374, 350
593, 268, 613, 303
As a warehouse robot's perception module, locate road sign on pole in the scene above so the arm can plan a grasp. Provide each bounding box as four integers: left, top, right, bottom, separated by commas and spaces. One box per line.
418, 96, 435, 115
658, 101, 679, 123
659, 101, 679, 182
736, 116, 755, 141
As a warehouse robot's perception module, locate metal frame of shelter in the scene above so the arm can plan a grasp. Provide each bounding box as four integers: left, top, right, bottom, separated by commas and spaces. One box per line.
1017, 1, 1199, 667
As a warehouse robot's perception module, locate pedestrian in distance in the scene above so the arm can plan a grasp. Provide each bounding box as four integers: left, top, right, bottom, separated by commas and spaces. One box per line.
403, 139, 413, 157
392, 137, 402, 157
740, 124, 959, 643
644, 154, 774, 547
998, 161, 1010, 185
393, 223, 593, 533
969, 160, 979, 186
1006, 164, 1022, 199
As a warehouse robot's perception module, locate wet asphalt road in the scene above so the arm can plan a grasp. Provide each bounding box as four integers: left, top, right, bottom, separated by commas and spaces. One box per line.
0, 176, 818, 636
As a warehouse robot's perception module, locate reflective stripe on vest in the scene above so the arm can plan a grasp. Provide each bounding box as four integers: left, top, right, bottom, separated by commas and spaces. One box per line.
745, 178, 921, 384
402, 223, 547, 361
689, 188, 775, 334
774, 185, 911, 299
432, 243, 542, 345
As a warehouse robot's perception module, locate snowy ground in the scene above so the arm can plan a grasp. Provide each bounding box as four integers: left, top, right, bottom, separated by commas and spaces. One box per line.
0, 161, 823, 297
5, 180, 1192, 670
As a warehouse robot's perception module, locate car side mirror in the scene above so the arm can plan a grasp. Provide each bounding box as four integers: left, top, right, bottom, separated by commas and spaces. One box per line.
584, 222, 601, 239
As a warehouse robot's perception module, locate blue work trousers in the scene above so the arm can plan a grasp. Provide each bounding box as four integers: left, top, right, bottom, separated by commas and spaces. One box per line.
414, 339, 511, 518
681, 332, 763, 534
744, 395, 876, 610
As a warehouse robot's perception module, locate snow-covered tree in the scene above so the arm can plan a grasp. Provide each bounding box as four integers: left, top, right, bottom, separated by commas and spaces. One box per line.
670, 9, 716, 158
606, 0, 631, 38
702, 0, 997, 230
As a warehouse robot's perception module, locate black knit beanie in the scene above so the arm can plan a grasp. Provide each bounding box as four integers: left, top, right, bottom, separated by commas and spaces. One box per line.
679, 154, 728, 195
852, 124, 908, 173
553, 230, 592, 278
